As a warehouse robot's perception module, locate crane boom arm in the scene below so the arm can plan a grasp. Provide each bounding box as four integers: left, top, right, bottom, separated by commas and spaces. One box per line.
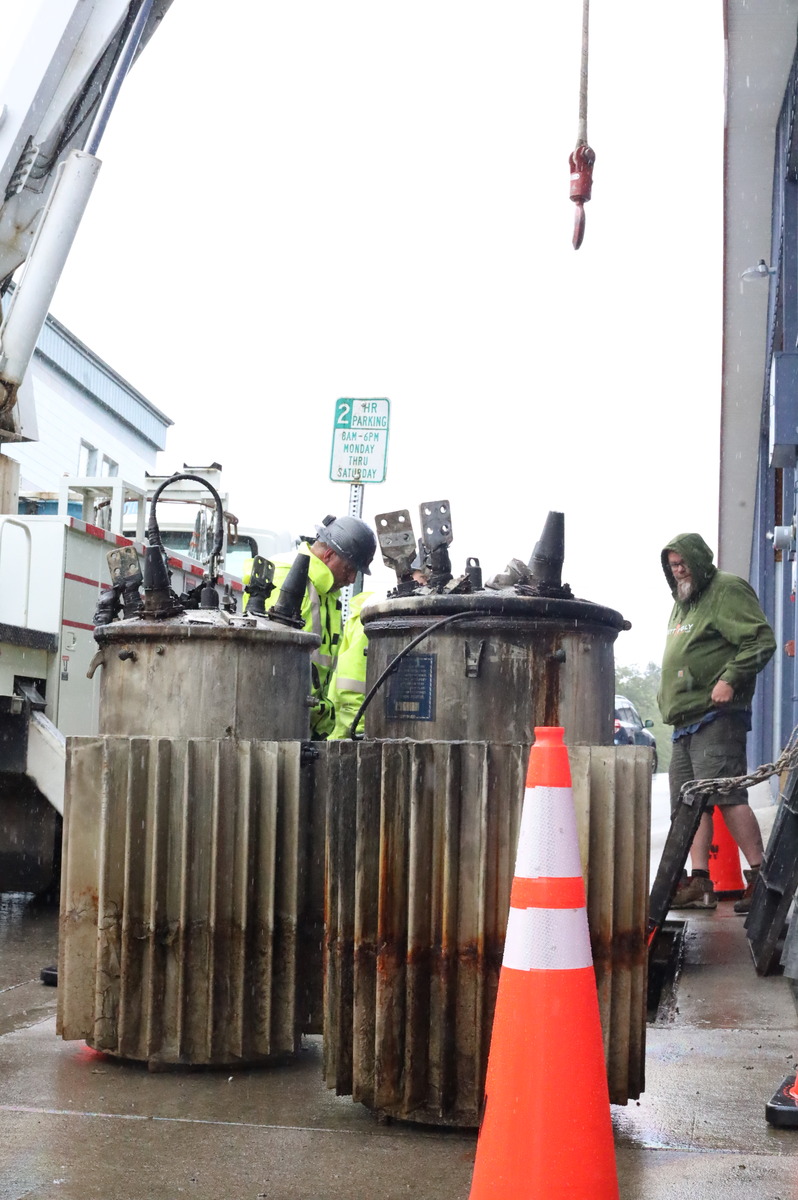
0, 0, 173, 438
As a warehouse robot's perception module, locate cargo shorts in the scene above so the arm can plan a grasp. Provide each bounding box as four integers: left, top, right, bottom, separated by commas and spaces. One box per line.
668, 713, 749, 814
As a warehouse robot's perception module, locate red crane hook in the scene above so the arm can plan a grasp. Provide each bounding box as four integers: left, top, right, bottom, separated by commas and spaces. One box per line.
569, 142, 595, 251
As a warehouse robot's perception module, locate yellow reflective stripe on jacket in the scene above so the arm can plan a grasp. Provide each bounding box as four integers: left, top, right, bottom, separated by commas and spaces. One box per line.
306, 585, 333, 671
332, 675, 365, 692
329, 590, 372, 739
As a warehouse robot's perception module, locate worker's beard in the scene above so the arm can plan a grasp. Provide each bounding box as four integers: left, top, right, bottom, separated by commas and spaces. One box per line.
676, 579, 693, 602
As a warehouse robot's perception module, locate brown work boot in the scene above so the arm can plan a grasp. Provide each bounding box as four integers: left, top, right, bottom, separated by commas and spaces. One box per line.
733, 865, 761, 914
670, 873, 718, 910
670, 870, 688, 902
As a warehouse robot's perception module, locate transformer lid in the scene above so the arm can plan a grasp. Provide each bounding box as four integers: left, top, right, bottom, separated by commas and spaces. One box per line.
362, 590, 628, 633
94, 609, 320, 647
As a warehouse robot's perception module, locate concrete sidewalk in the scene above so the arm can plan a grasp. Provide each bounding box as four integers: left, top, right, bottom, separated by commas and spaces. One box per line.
3, 896, 798, 1200
2, 779, 798, 1200
616, 903, 798, 1197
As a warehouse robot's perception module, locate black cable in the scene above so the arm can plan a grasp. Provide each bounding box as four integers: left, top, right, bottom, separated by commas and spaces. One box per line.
29, 7, 138, 178
346, 609, 481, 739
147, 473, 225, 566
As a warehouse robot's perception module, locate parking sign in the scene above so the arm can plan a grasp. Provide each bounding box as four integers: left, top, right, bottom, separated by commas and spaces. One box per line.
330, 398, 390, 483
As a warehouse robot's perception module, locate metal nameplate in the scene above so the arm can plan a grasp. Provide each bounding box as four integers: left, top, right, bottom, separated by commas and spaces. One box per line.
385, 653, 436, 721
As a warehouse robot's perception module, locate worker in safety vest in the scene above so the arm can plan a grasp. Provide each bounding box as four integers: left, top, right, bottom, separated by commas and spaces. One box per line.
329, 590, 373, 739
242, 515, 376, 739
328, 557, 429, 740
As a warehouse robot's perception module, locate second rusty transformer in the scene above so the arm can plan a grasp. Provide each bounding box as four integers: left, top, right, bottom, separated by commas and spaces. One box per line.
361, 505, 628, 744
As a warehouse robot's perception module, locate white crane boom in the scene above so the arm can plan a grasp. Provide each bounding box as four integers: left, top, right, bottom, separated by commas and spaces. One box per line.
0, 0, 173, 440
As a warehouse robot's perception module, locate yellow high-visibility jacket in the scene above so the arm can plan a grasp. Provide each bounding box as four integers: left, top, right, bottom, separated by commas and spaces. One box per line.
242, 544, 343, 739
329, 591, 373, 740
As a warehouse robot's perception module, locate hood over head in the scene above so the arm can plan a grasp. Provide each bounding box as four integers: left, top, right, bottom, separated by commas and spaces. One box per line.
661, 532, 717, 600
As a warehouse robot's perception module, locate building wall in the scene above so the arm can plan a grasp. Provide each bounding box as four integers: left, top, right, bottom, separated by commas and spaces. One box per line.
6, 356, 159, 492
0, 303, 171, 498
748, 46, 798, 767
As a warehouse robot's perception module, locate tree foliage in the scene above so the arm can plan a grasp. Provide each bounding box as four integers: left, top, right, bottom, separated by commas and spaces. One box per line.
614, 661, 671, 772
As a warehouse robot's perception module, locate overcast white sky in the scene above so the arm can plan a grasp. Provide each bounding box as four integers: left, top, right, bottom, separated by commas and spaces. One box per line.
9, 2, 726, 668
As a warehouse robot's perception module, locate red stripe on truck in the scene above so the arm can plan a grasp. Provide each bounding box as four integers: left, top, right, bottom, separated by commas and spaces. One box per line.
65, 572, 100, 588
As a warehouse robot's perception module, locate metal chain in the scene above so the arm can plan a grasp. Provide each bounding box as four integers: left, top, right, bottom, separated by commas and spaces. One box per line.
680, 723, 798, 805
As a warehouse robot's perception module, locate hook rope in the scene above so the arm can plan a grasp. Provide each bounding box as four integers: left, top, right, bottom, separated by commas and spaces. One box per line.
569, 0, 595, 249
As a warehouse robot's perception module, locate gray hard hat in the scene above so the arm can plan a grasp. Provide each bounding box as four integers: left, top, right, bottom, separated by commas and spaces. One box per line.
315, 515, 377, 574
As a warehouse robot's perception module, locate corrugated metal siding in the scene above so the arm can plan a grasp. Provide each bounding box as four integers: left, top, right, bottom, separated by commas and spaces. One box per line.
58, 736, 320, 1065
35, 319, 171, 450
322, 740, 650, 1124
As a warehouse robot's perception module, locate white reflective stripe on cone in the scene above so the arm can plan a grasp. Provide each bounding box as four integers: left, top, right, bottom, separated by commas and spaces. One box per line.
503, 905, 593, 971
514, 786, 583, 879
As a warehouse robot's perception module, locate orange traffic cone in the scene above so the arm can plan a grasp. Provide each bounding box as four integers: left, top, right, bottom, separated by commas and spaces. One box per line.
767, 1070, 798, 1126
709, 808, 745, 897
469, 727, 619, 1200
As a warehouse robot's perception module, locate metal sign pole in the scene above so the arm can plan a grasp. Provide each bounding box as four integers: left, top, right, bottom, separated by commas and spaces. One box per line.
342, 477, 364, 622
348, 479, 364, 520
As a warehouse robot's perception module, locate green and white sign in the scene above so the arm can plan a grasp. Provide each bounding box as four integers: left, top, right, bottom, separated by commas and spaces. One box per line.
330, 397, 390, 483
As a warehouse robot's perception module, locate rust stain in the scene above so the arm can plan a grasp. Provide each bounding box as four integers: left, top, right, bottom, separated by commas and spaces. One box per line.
591, 926, 647, 968
375, 943, 406, 975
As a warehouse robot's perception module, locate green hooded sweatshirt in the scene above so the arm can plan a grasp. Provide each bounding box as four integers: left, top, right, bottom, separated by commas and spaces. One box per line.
657, 532, 775, 728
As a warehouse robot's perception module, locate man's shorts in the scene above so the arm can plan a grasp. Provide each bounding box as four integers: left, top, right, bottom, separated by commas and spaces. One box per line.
668, 713, 749, 814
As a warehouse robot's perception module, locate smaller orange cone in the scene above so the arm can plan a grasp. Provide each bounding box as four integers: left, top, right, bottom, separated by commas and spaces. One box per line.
709, 809, 745, 896
468, 727, 619, 1200
767, 1070, 798, 1126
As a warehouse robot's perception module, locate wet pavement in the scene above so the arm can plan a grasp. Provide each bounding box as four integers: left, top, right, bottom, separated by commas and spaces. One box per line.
0, 892, 59, 1040
2, 778, 798, 1199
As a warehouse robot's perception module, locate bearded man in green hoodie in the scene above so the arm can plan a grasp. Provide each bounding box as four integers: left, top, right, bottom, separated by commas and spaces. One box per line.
658, 533, 776, 913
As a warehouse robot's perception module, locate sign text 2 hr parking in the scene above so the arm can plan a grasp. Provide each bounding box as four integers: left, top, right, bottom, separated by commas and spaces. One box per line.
330, 398, 390, 483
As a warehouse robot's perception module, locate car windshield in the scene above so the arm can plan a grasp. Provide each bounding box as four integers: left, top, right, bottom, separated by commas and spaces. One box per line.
615, 697, 642, 728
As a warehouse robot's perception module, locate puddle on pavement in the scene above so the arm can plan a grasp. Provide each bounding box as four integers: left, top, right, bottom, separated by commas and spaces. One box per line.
0, 891, 59, 990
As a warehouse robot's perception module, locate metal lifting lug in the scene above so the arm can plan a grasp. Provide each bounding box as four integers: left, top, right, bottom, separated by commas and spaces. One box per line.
464, 640, 485, 678
465, 557, 482, 590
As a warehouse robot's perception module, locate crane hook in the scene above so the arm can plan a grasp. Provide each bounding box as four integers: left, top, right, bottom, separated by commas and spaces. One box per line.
572, 201, 586, 251
569, 142, 595, 251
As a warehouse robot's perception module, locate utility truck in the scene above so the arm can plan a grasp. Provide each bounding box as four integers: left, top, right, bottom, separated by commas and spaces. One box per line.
0, 3, 263, 891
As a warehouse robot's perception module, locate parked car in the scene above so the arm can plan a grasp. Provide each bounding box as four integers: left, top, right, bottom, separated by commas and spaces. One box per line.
614, 694, 658, 771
